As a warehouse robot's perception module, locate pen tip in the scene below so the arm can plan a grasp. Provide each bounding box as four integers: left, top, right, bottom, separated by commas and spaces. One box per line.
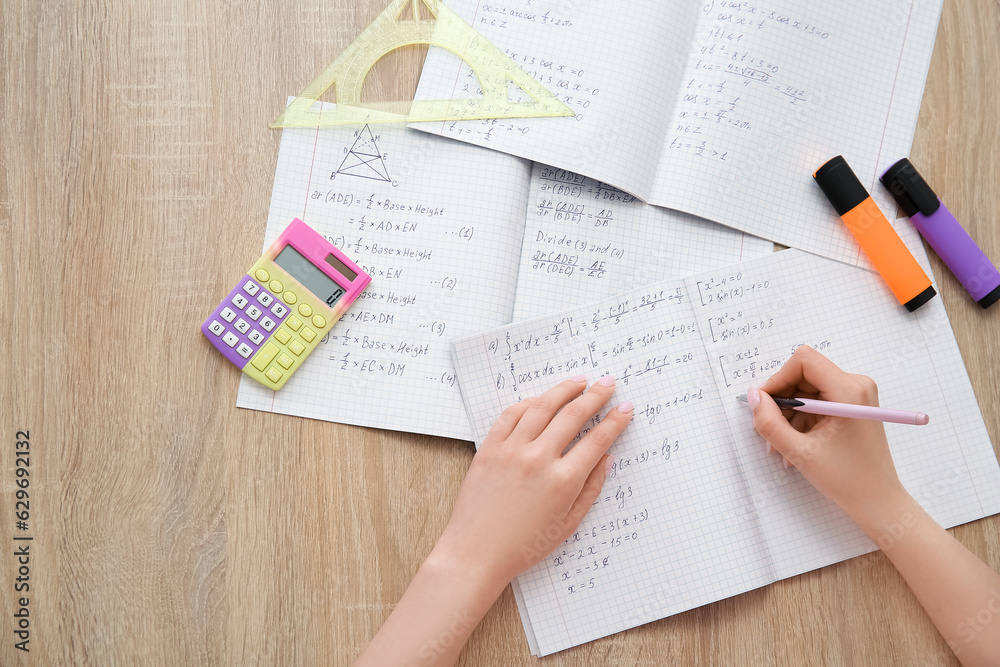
736, 394, 748, 403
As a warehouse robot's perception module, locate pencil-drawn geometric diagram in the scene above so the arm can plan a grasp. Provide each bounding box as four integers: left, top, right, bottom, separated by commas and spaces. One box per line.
335, 124, 391, 182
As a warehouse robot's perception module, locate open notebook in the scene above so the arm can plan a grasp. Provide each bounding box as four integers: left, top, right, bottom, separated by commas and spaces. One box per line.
236, 112, 770, 439
414, 0, 944, 266
450, 249, 1000, 655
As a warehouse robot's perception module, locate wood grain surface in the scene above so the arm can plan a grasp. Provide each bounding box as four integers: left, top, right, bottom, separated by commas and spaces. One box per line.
1, 1, 997, 664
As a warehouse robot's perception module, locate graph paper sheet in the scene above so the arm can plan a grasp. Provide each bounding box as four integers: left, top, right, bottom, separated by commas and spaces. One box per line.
451, 249, 1000, 655
237, 103, 766, 439
513, 162, 773, 321
236, 111, 533, 440
414, 0, 944, 266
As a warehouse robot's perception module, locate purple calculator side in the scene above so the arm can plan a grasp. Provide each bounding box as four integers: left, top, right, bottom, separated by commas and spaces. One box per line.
201, 276, 290, 368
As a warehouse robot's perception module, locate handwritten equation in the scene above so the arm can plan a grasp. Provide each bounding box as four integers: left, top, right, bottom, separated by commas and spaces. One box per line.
316, 125, 538, 393
665, 2, 826, 163
693, 266, 835, 388
548, 507, 653, 596
483, 287, 697, 395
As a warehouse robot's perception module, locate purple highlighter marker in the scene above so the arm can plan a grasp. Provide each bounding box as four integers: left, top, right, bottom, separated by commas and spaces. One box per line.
881, 158, 1000, 309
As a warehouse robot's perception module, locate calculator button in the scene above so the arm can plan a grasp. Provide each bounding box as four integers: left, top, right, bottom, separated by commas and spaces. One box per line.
271, 303, 288, 318
245, 305, 262, 321
312, 315, 327, 329
231, 294, 249, 309
248, 329, 265, 345
251, 342, 281, 371
265, 367, 283, 384
242, 280, 259, 296
208, 320, 225, 336
286, 315, 302, 332
283, 291, 297, 305
297, 303, 312, 317
255, 269, 270, 283
234, 318, 251, 334
257, 292, 274, 308
222, 332, 239, 348
220, 307, 237, 323
274, 329, 291, 345
259, 316, 276, 332
277, 353, 294, 369
300, 327, 316, 343
236, 343, 254, 359
269, 280, 283, 293
288, 339, 306, 356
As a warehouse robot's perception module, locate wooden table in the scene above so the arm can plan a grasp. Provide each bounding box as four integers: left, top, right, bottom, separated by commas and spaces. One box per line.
2, 1, 997, 664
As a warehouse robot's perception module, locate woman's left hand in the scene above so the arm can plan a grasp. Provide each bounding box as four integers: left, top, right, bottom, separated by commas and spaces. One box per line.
433, 375, 634, 589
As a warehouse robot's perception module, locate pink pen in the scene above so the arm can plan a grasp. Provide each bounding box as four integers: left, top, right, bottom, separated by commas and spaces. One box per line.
738, 394, 929, 425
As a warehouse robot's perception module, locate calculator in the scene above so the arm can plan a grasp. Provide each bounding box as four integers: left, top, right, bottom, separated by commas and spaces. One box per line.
202, 218, 371, 390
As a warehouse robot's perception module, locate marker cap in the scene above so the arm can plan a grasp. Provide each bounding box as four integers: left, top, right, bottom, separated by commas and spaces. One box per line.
880, 158, 941, 217
813, 156, 870, 216
980, 285, 1000, 309
905, 285, 938, 312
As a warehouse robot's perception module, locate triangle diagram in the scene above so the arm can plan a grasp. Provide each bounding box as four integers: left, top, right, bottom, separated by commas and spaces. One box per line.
271, 0, 575, 127
335, 125, 392, 182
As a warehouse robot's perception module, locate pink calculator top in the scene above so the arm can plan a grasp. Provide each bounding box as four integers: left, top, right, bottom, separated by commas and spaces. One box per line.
263, 217, 370, 318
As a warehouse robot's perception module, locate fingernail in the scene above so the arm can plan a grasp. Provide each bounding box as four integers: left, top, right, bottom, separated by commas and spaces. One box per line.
570, 374, 587, 383
783, 457, 791, 469
617, 401, 633, 413
599, 376, 615, 387
746, 387, 760, 411
605, 456, 614, 475
765, 441, 773, 455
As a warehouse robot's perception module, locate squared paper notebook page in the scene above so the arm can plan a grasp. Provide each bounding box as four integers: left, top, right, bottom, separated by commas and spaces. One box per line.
450, 249, 1000, 655
650, 0, 943, 268
236, 110, 532, 440
414, 0, 943, 266
513, 163, 773, 321
415, 1, 699, 198
693, 253, 1000, 580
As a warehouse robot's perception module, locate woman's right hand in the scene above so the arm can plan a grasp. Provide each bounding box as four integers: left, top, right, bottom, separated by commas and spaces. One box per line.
746, 345, 910, 528
748, 346, 1000, 666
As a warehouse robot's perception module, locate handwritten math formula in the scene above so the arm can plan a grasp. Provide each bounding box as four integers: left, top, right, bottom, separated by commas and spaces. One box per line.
238, 119, 541, 439
665, 3, 827, 163
693, 268, 835, 388
454, 251, 888, 612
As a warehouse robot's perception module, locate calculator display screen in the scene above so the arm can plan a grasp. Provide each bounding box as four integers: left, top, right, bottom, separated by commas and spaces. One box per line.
274, 245, 346, 307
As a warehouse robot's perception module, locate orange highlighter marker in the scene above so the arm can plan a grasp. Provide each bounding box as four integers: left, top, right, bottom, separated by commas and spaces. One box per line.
814, 156, 936, 311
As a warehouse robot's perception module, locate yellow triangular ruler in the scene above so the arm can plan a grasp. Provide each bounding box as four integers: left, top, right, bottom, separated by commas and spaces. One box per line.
271, 0, 574, 127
